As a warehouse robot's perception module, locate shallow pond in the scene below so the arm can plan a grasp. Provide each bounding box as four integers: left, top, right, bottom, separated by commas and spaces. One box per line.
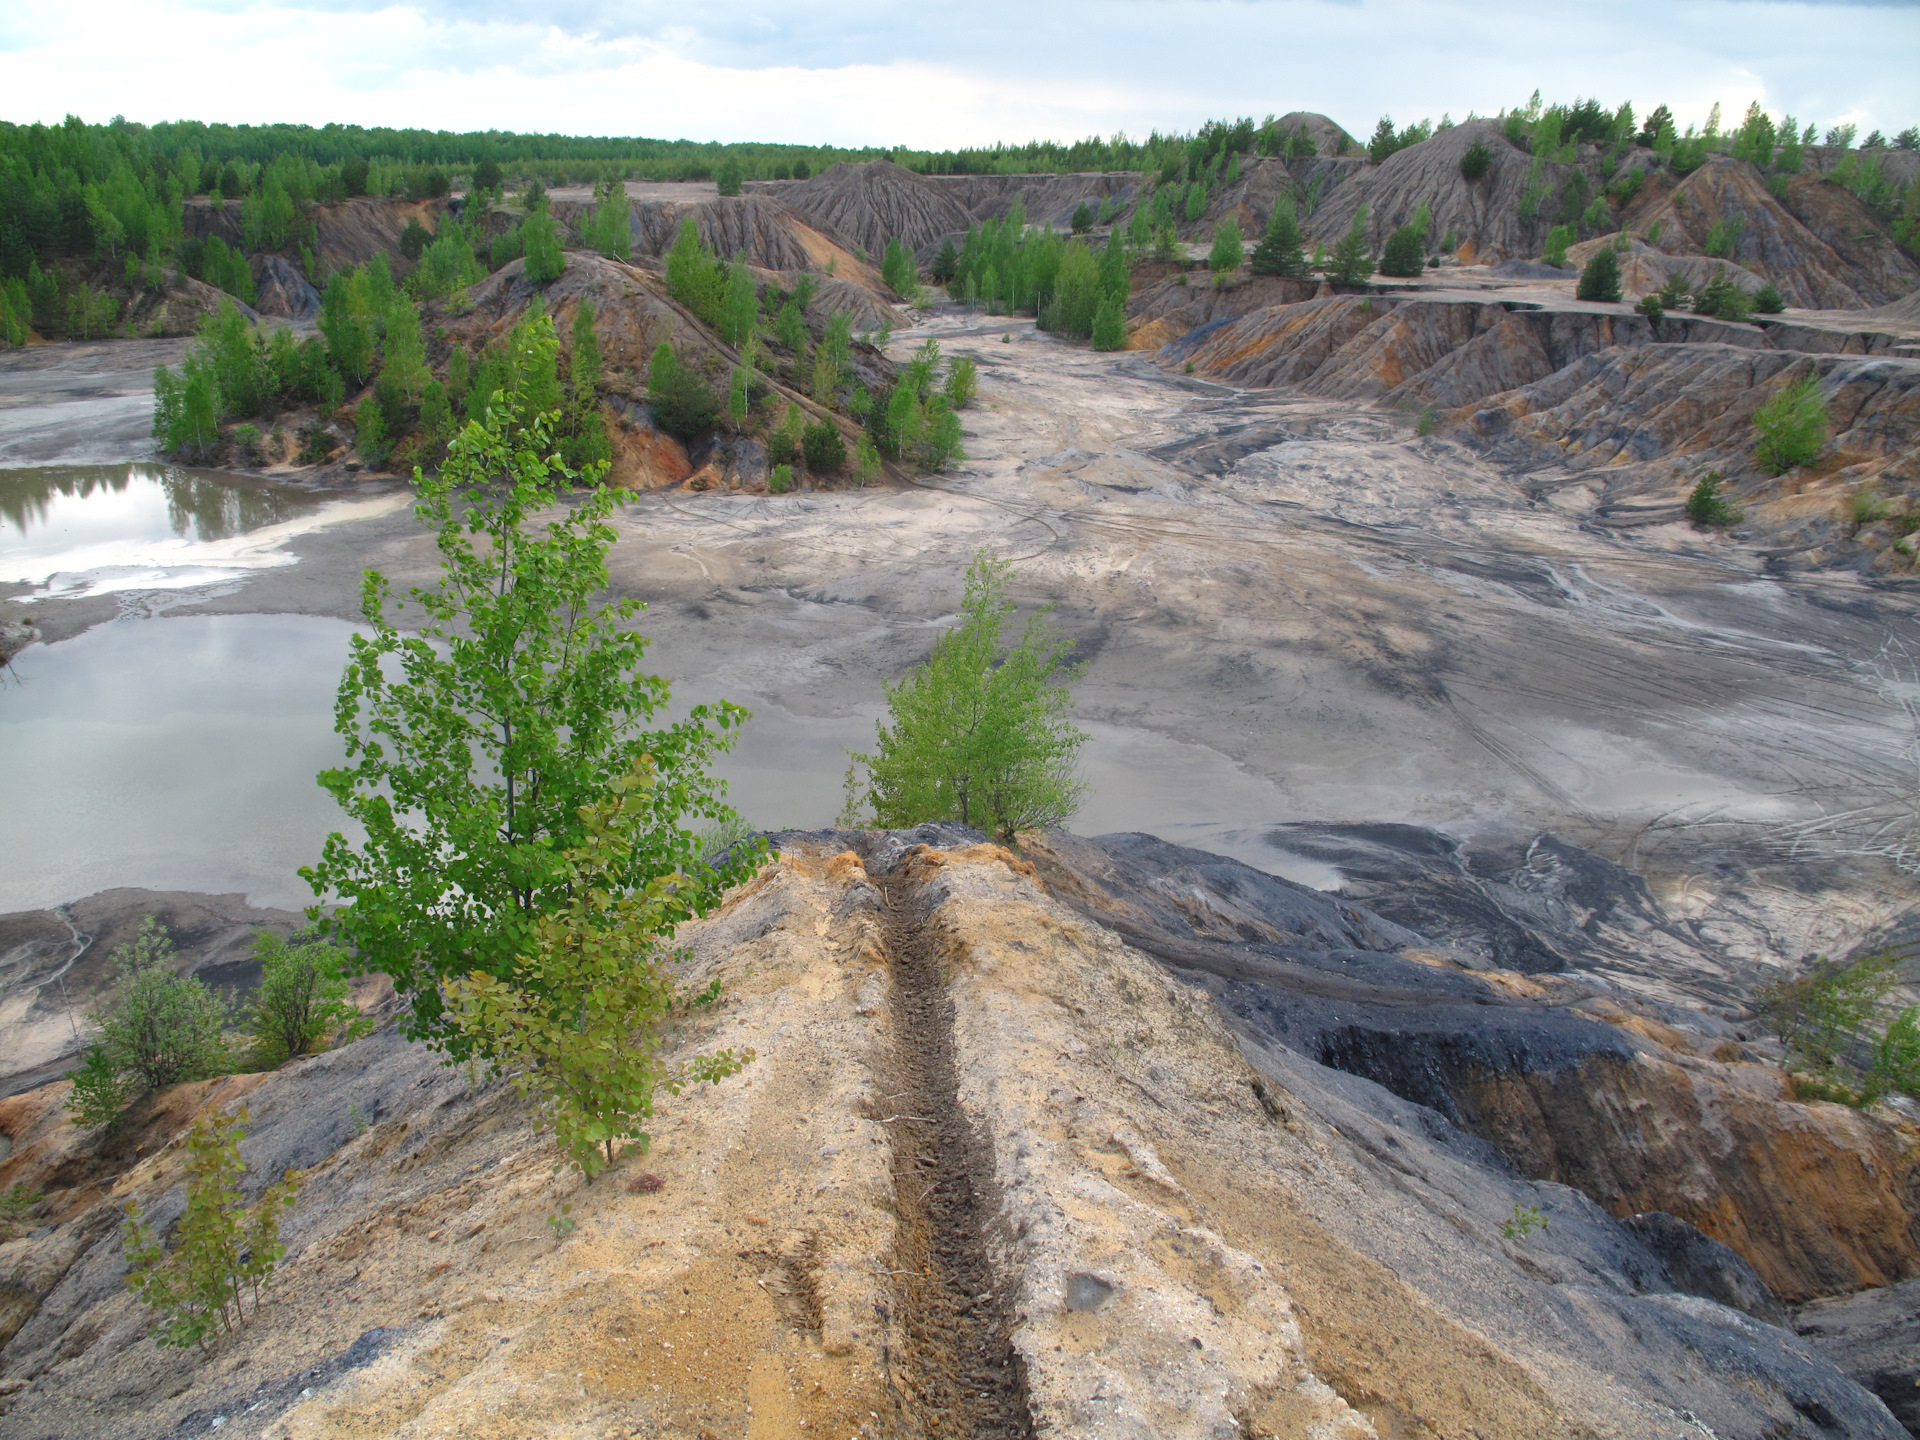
2, 612, 1335, 915
0, 464, 403, 600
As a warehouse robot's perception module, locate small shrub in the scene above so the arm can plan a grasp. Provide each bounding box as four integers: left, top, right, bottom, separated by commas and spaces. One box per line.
1846, 487, 1890, 528
1754, 281, 1785, 314
1541, 225, 1574, 268
122, 1107, 300, 1351
1656, 270, 1690, 311
1459, 142, 1491, 181
1703, 217, 1741, 259
1379, 224, 1424, 277
447, 763, 755, 1177
0, 1184, 42, 1241
547, 1204, 577, 1238
944, 355, 978, 409
1501, 1202, 1548, 1240
1685, 470, 1741, 526
1070, 202, 1094, 235
1208, 218, 1243, 274
66, 917, 230, 1129
1576, 246, 1623, 302
1753, 374, 1827, 474
801, 422, 846, 475
1692, 272, 1755, 323
1636, 293, 1665, 320
244, 930, 368, 1067
769, 463, 794, 494
1416, 407, 1436, 436
646, 341, 716, 441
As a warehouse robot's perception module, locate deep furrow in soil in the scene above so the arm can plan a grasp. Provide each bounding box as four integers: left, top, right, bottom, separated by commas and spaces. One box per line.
866, 847, 1034, 1440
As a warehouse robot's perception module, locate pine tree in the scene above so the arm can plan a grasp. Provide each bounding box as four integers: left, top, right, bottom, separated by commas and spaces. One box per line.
1249, 198, 1308, 278
1329, 205, 1374, 286
716, 158, 743, 197
1576, 246, 1623, 303
1379, 224, 1424, 277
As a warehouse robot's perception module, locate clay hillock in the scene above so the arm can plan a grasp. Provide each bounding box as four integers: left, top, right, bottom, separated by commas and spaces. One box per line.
1273, 111, 1358, 157
1124, 272, 1321, 350
1155, 290, 1920, 572
1779, 171, 1920, 307
764, 160, 975, 259
0, 833, 1906, 1439
311, 196, 442, 276
249, 255, 320, 321
437, 251, 888, 492
916, 171, 1140, 234
1301, 119, 1576, 265
564, 193, 883, 295
1621, 157, 1917, 309
1564, 236, 1770, 300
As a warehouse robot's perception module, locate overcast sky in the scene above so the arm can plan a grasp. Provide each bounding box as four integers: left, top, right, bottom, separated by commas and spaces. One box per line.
2, 1, 1916, 148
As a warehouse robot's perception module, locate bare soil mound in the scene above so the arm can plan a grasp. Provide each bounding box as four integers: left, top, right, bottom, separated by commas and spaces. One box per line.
1273, 110, 1358, 157
1564, 237, 1770, 299
917, 172, 1140, 234
771, 160, 975, 259
310, 197, 442, 276
1302, 119, 1576, 265
571, 194, 881, 293
1780, 172, 1920, 307
250, 255, 320, 321
1623, 158, 1917, 309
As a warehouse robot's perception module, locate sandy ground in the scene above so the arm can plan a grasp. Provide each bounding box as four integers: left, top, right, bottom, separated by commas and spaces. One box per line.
5, 312, 1918, 998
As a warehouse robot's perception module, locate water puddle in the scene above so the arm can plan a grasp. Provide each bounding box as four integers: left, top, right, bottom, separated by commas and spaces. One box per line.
2, 621, 1338, 913
0, 464, 408, 599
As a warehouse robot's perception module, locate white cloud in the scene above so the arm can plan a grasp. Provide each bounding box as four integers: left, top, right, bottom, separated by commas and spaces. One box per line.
0, 0, 1914, 144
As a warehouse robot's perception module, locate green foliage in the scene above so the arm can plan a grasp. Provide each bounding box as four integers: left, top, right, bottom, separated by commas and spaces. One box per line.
666, 219, 726, 325
1753, 373, 1827, 473
1460, 142, 1492, 182
1208, 218, 1243, 274
1691, 271, 1755, 323
1702, 217, 1741, 259
944, 354, 978, 409
1329, 205, 1374, 286
881, 236, 917, 299
768, 463, 793, 494
122, 1108, 299, 1351
710, 259, 752, 350
1758, 951, 1920, 1103
1636, 293, 1664, 321
1416, 407, 1436, 437
925, 398, 965, 471
354, 394, 388, 466
1576, 246, 1622, 302
854, 432, 882, 484
66, 917, 230, 1128
1249, 197, 1309, 278
1091, 294, 1127, 351
1685, 469, 1741, 526
1501, 1203, 1548, 1240
1754, 281, 1785, 314
802, 421, 846, 474
1541, 225, 1574, 268
587, 188, 631, 261
1041, 240, 1102, 339
1369, 117, 1399, 165
932, 238, 958, 284
450, 763, 755, 1177
0, 1184, 41, 1241
244, 931, 366, 1066
843, 552, 1086, 841
715, 157, 743, 197
399, 216, 430, 261
646, 340, 717, 441
1070, 201, 1094, 235
1845, 486, 1889, 527
1379, 223, 1424, 277
1183, 182, 1207, 223
302, 316, 755, 1053
521, 211, 565, 284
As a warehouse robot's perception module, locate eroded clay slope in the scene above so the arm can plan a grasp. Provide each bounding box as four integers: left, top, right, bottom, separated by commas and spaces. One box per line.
3, 835, 1902, 1438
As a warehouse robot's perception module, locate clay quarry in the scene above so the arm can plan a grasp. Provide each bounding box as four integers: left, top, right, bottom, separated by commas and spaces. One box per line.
3, 98, 1920, 1440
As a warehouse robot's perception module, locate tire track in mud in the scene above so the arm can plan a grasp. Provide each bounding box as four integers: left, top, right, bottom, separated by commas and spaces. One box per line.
863, 845, 1034, 1440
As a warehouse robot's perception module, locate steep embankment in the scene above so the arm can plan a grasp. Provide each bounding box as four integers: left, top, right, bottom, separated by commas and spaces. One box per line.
1621, 158, 1920, 309
0, 833, 1904, 1438
1157, 290, 1920, 570
759, 161, 975, 260
1302, 119, 1575, 265
437, 252, 891, 492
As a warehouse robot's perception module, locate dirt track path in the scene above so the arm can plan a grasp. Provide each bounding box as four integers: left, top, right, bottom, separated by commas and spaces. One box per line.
867, 841, 1035, 1439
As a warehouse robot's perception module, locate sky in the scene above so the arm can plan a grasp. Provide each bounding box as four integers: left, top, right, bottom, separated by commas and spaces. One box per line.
2, 1, 1917, 148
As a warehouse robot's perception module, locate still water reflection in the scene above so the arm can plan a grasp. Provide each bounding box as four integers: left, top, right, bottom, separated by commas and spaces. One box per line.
2, 611, 1340, 913
0, 464, 345, 598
